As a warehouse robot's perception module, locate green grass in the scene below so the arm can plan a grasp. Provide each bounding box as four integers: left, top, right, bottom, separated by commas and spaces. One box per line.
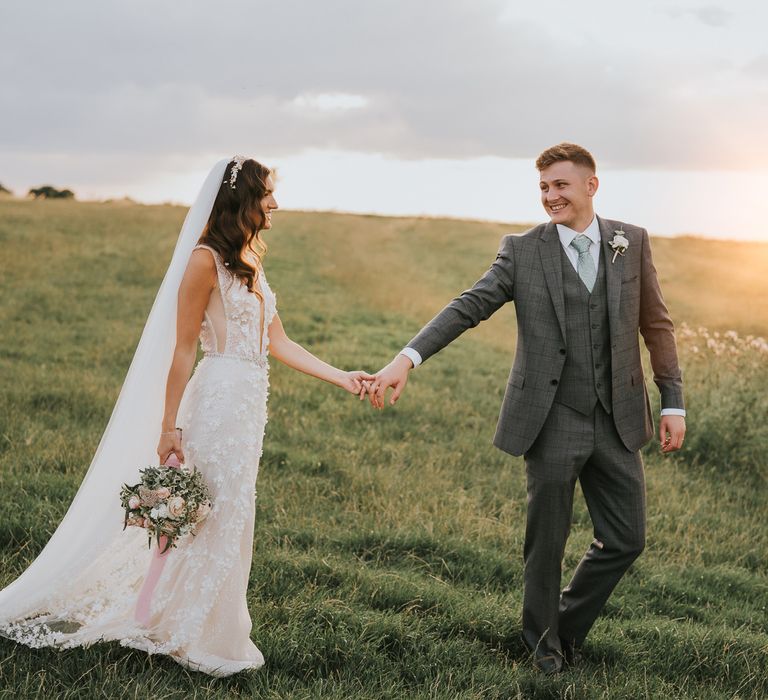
0, 199, 767, 699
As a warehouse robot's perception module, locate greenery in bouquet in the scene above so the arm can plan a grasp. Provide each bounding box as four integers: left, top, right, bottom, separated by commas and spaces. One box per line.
120, 465, 212, 553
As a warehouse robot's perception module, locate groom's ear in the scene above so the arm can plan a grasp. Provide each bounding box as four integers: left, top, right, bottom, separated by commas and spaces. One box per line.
587, 174, 599, 197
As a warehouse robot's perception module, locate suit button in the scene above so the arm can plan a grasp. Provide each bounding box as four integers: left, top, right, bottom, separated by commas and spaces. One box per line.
595, 363, 601, 369
596, 382, 602, 388
591, 323, 599, 329
551, 379, 559, 386
590, 303, 597, 309
593, 344, 599, 350
559, 348, 566, 355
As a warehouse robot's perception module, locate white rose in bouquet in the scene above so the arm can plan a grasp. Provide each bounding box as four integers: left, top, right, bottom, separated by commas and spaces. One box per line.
150, 503, 169, 520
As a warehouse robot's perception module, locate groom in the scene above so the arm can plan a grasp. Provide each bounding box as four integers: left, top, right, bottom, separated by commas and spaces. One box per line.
369, 143, 686, 673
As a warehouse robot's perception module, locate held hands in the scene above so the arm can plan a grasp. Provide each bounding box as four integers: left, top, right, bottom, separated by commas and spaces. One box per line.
365, 354, 413, 409
336, 369, 377, 399
659, 414, 686, 453
334, 357, 412, 407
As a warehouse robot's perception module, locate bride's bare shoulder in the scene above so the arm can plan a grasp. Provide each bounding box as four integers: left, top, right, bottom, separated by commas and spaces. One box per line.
182, 247, 218, 290
189, 245, 218, 266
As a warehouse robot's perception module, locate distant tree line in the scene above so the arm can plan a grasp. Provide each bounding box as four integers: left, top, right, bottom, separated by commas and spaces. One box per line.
0, 183, 77, 199
28, 185, 75, 199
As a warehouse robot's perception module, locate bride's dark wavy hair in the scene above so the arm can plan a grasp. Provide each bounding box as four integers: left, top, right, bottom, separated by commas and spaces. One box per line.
198, 158, 272, 297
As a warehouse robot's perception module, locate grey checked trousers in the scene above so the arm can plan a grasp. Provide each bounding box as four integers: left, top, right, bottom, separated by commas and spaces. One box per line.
521, 400, 646, 664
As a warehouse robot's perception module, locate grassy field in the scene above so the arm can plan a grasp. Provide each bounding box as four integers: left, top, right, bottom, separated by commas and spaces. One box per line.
0, 198, 766, 699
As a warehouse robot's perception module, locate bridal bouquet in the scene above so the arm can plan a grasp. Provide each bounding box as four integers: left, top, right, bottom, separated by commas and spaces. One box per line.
120, 458, 212, 553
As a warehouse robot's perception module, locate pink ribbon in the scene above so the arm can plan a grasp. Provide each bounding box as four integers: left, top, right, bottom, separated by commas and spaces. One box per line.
165, 453, 182, 469
133, 452, 181, 626
134, 536, 170, 626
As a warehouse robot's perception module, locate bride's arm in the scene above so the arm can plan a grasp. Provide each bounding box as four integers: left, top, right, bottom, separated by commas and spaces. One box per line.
267, 313, 373, 395
158, 250, 217, 463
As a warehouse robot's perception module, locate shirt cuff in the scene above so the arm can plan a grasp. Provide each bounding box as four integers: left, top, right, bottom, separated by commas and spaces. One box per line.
660, 408, 686, 417
399, 347, 422, 368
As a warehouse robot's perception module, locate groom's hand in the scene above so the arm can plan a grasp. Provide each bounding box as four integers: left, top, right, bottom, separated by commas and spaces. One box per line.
659, 414, 686, 453
368, 354, 413, 409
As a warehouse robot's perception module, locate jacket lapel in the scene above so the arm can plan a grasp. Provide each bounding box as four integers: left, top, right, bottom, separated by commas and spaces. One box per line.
598, 215, 624, 333
538, 222, 567, 342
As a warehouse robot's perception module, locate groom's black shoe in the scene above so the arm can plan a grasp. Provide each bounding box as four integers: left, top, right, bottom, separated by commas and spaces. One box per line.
533, 654, 563, 675
521, 634, 564, 675
559, 637, 583, 668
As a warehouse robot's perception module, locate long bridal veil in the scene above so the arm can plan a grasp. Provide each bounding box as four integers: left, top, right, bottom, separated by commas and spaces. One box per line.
0, 159, 229, 625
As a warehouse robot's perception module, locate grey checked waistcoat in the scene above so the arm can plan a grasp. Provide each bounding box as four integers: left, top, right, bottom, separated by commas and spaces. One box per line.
553, 245, 612, 415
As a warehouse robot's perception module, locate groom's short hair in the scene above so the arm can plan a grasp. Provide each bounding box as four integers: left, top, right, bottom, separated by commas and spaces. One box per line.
536, 143, 596, 173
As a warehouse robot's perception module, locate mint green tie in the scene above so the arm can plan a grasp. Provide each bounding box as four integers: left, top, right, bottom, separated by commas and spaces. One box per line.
570, 234, 596, 293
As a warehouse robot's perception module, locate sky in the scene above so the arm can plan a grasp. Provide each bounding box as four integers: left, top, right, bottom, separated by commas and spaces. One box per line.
2, 1, 767, 240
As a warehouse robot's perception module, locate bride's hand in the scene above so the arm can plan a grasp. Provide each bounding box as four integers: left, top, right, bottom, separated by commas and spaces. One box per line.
336, 370, 376, 399
157, 429, 185, 465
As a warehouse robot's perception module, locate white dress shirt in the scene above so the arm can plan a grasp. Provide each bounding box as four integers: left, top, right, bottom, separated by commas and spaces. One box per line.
400, 214, 685, 417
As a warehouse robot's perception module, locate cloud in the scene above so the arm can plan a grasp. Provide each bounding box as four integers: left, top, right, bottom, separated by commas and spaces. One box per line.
0, 0, 766, 174
745, 54, 768, 78
291, 93, 369, 112
667, 4, 733, 27
691, 6, 732, 26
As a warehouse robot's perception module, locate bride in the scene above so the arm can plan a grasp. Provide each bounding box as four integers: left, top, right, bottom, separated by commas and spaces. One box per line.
0, 157, 373, 677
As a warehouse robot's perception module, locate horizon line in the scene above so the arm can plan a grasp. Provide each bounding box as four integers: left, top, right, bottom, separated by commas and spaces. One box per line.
1, 193, 764, 244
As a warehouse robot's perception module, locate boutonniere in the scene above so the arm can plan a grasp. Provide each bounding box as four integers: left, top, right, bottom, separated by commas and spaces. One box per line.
609, 230, 629, 263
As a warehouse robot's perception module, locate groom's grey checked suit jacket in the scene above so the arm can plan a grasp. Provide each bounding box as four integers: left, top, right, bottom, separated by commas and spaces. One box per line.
406, 216, 685, 456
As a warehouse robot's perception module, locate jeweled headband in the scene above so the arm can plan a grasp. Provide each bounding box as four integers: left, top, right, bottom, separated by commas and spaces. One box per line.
227, 155, 247, 189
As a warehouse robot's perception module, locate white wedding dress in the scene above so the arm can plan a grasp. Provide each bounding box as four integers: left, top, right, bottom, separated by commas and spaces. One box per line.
0, 240, 277, 678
